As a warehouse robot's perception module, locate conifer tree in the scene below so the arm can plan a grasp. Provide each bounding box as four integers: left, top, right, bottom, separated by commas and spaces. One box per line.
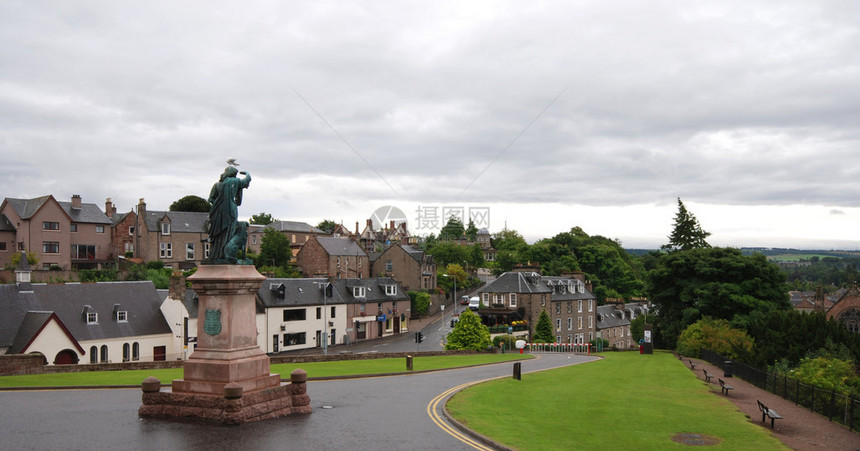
662, 198, 711, 251
533, 309, 555, 343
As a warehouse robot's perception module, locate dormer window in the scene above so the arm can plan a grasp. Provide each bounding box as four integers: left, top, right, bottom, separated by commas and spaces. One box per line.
87, 312, 98, 324
161, 222, 171, 235
384, 285, 397, 296
116, 310, 127, 322
353, 286, 366, 298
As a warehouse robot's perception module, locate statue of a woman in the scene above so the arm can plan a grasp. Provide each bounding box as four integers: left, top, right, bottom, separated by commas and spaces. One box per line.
206, 166, 251, 263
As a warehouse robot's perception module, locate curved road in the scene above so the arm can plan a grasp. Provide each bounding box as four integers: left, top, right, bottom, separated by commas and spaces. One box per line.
0, 353, 596, 450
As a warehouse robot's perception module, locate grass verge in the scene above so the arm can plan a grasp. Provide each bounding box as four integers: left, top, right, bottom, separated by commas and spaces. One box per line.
0, 353, 532, 387
446, 351, 788, 450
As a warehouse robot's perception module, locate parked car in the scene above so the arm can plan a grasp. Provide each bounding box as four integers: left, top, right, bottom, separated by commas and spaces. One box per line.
460, 295, 471, 305
468, 296, 480, 310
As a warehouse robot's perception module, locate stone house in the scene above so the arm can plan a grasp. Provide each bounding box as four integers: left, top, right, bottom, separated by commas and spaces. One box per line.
544, 275, 597, 345
595, 301, 650, 350
370, 243, 437, 291
105, 198, 137, 260
295, 236, 369, 279
0, 195, 112, 270
331, 277, 411, 343
133, 198, 209, 269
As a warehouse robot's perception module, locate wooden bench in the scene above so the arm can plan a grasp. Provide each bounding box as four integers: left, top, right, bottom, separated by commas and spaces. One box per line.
718, 378, 733, 395
702, 368, 713, 383
688, 359, 699, 369
757, 400, 783, 429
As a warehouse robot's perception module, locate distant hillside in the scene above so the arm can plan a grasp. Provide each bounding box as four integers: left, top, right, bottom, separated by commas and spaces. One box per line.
625, 247, 860, 261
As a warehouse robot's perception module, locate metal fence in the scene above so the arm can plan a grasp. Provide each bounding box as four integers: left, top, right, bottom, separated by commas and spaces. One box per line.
701, 349, 860, 432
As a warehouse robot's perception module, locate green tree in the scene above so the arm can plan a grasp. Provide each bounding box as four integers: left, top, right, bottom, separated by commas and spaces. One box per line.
425, 240, 470, 268
787, 356, 860, 397
258, 228, 292, 268
468, 243, 485, 269
662, 198, 711, 251
491, 229, 528, 253
408, 291, 431, 315
533, 309, 555, 343
8, 251, 39, 268
465, 219, 479, 242
317, 219, 337, 234
250, 212, 275, 225
440, 217, 465, 241
169, 195, 211, 213
676, 317, 754, 360
647, 247, 789, 349
445, 309, 492, 350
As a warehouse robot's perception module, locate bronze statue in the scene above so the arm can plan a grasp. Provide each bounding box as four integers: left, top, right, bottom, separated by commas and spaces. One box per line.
206, 164, 251, 263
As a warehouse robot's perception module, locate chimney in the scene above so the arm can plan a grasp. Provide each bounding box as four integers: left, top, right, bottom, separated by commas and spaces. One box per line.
71, 194, 82, 209
105, 198, 114, 218
15, 251, 32, 290
355, 221, 359, 235
169, 270, 186, 301
137, 198, 146, 216
390, 220, 395, 230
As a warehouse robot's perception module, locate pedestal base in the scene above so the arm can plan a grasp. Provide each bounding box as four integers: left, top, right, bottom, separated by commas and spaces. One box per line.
139, 370, 311, 425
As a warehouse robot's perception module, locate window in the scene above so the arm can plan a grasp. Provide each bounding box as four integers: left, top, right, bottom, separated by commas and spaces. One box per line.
567, 318, 573, 331
132, 342, 139, 361
129, 225, 134, 236
87, 312, 98, 324
588, 299, 593, 312
100, 345, 109, 363
482, 293, 489, 305
42, 221, 59, 230
567, 334, 572, 343
95, 225, 105, 233
283, 309, 307, 321
89, 346, 97, 364
161, 223, 170, 235
283, 332, 307, 346
252, 236, 257, 245
331, 306, 336, 318
555, 303, 560, 315
204, 242, 210, 258
186, 243, 195, 260
541, 294, 546, 307
578, 300, 583, 312
385, 260, 392, 272
385, 285, 397, 296
510, 293, 517, 307
123, 343, 130, 362
0, 242, 5, 251
124, 242, 134, 254
160, 242, 172, 258
71, 244, 95, 260
70, 224, 77, 232
567, 302, 572, 314
556, 318, 561, 331
116, 310, 127, 322
353, 286, 366, 298
588, 315, 593, 328
43, 241, 60, 253
578, 317, 583, 330
316, 307, 322, 320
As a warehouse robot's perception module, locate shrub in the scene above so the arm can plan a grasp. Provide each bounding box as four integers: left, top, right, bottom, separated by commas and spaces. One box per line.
446, 309, 492, 351
492, 334, 518, 349
145, 260, 165, 270
408, 291, 431, 315
676, 317, 754, 360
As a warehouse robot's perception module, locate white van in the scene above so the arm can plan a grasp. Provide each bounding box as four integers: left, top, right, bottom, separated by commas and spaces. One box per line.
468, 296, 480, 310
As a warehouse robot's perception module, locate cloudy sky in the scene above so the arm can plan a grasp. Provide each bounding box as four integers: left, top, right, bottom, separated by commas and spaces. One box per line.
2, 1, 858, 249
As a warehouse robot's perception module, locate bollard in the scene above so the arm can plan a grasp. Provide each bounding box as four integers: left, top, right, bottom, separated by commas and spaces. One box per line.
406, 355, 413, 371
513, 362, 521, 380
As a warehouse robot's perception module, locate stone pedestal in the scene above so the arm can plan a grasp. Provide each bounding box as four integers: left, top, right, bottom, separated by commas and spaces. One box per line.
139, 265, 311, 424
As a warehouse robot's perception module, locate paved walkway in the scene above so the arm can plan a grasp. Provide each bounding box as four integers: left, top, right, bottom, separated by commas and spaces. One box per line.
685, 357, 860, 450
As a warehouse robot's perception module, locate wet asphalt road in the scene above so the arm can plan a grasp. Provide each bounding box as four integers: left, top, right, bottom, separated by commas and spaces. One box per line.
0, 353, 596, 451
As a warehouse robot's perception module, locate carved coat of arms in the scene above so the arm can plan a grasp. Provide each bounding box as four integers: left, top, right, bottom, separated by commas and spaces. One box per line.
204, 309, 222, 335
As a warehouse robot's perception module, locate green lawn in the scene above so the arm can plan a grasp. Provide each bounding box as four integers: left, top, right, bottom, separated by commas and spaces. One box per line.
0, 353, 532, 387
446, 351, 788, 450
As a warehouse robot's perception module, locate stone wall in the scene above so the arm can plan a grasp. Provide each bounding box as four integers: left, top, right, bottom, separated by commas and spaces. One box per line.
0, 354, 46, 376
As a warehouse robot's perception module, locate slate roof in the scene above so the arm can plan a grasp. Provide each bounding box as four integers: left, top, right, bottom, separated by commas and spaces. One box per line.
57, 201, 111, 224
595, 305, 630, 330
480, 272, 551, 294
141, 210, 208, 233
317, 237, 367, 257
4, 196, 52, 219
258, 278, 346, 308
267, 221, 325, 234
0, 281, 171, 352
330, 277, 410, 303
543, 276, 595, 301
0, 213, 14, 232
10, 311, 72, 354
400, 244, 426, 262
